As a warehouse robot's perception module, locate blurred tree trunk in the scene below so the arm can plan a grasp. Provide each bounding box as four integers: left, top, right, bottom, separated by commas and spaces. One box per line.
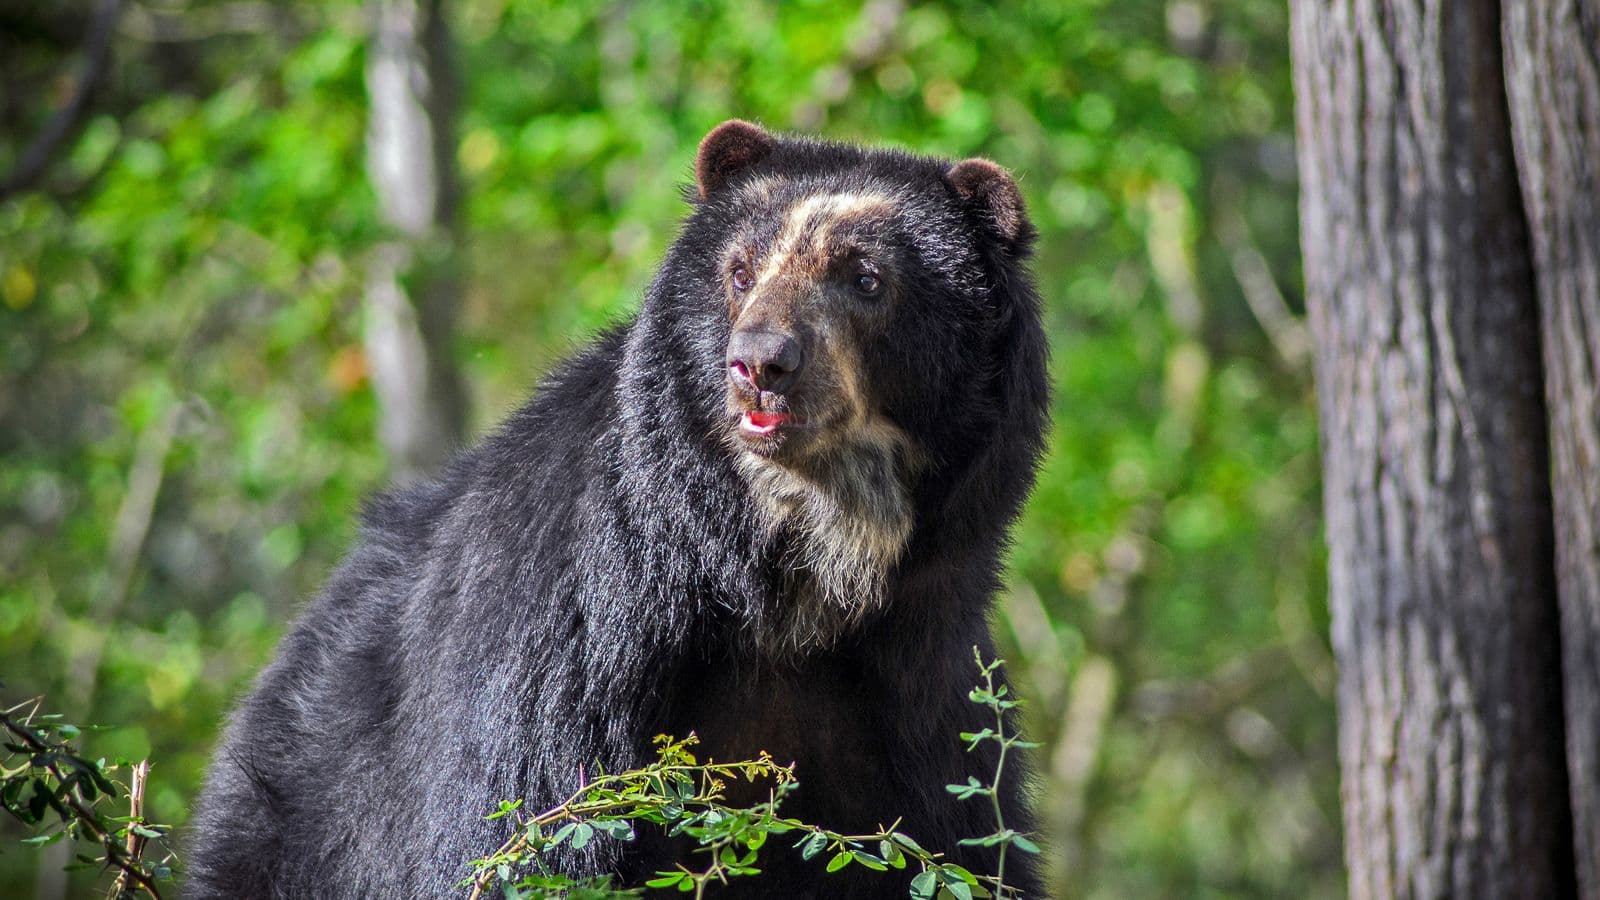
364, 0, 466, 483
1291, 1, 1575, 898
1501, 0, 1600, 891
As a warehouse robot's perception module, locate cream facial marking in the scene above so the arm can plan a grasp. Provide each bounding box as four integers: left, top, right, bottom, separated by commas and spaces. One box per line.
721, 187, 919, 654
753, 191, 893, 289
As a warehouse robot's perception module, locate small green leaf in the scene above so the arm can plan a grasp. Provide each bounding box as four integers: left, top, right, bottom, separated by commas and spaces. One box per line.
958, 729, 996, 750
945, 778, 989, 800
941, 864, 980, 885
569, 822, 594, 850
26, 781, 49, 821
890, 832, 926, 854
86, 763, 118, 798
646, 873, 686, 888
592, 819, 634, 841
486, 799, 522, 820
826, 850, 852, 872
799, 832, 827, 860
852, 851, 888, 871
910, 869, 939, 899
1012, 834, 1041, 854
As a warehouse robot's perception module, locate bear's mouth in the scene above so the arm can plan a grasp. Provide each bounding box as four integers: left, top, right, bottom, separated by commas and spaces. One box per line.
740, 410, 790, 436
727, 377, 805, 450
729, 396, 819, 458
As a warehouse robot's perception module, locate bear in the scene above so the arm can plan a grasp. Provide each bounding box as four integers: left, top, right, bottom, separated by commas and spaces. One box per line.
187, 120, 1050, 899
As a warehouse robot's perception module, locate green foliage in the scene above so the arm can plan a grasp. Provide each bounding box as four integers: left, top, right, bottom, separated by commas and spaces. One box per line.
466, 652, 1039, 900
1, 699, 175, 898
952, 649, 1045, 892
1, 1, 1335, 897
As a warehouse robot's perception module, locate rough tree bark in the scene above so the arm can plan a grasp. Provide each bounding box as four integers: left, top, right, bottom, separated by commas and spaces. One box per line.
1291, 1, 1574, 897
364, 0, 466, 483
1500, 0, 1600, 891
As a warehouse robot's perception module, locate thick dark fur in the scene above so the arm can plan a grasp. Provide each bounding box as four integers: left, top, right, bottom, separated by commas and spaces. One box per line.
188, 123, 1050, 898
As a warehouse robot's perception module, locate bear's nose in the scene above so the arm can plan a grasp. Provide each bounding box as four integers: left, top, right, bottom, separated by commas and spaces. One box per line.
727, 329, 805, 393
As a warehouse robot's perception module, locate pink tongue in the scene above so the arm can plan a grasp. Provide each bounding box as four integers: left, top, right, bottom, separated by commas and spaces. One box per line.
746, 411, 786, 429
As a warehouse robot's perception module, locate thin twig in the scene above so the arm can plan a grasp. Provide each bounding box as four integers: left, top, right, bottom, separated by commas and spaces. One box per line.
1214, 200, 1310, 370
1, 717, 165, 899
108, 760, 150, 899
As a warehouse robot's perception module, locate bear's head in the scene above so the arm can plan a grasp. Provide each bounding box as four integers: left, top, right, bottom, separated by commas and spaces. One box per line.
633, 120, 1047, 651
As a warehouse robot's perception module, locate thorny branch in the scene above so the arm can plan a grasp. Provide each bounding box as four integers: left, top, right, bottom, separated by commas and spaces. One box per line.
0, 701, 166, 899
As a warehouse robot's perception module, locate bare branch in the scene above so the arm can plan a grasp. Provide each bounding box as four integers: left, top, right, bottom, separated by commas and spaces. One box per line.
1214, 202, 1310, 370
108, 760, 151, 900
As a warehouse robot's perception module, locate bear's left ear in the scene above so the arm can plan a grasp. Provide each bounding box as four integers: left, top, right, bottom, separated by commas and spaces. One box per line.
695, 120, 776, 199
945, 158, 1035, 255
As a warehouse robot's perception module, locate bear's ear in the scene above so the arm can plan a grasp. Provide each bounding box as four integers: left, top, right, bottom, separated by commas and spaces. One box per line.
945, 158, 1035, 254
695, 120, 776, 199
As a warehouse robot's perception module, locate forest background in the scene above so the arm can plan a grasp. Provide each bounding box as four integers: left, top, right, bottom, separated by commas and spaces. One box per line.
0, 2, 1336, 897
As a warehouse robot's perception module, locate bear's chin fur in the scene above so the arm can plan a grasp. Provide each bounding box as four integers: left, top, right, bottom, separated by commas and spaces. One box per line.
733, 414, 922, 655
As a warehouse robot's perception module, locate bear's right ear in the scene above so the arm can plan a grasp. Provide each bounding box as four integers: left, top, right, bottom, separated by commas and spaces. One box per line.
945, 158, 1035, 255
695, 120, 775, 199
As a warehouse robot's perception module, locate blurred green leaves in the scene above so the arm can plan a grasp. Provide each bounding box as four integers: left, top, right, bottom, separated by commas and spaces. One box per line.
0, 1, 1331, 897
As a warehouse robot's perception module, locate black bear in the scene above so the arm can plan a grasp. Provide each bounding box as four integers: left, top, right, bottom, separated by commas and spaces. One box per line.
188, 120, 1050, 898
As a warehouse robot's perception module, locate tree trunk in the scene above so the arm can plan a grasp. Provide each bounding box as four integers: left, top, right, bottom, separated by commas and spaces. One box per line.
1500, 0, 1600, 890
1290, 1, 1574, 897
364, 0, 466, 483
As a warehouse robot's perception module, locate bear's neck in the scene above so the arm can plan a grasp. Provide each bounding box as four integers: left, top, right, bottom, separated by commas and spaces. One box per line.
732, 423, 922, 655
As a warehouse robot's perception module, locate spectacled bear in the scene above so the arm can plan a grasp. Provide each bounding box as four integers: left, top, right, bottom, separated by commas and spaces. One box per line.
188, 120, 1050, 899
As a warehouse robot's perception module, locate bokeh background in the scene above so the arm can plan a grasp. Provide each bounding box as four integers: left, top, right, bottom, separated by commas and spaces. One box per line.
0, 1, 1337, 897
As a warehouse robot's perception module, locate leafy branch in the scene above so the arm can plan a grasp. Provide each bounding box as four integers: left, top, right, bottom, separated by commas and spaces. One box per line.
948, 648, 1043, 898
466, 650, 1042, 899
464, 735, 790, 900
1, 698, 176, 899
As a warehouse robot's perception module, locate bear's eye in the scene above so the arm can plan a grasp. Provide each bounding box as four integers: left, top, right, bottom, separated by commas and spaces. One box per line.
854, 273, 882, 296
731, 265, 755, 292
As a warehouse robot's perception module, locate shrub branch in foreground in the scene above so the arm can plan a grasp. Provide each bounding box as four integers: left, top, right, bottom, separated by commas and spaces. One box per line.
466, 649, 1041, 900
1, 698, 175, 899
